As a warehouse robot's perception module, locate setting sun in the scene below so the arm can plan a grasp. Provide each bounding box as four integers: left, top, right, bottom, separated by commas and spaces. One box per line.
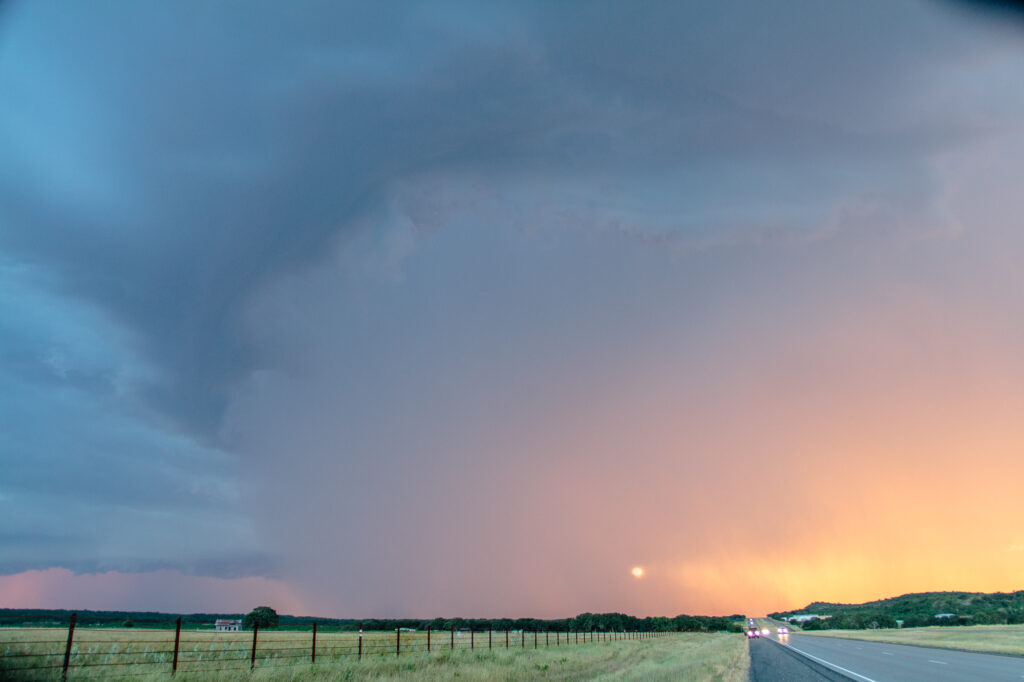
631, 566, 644, 578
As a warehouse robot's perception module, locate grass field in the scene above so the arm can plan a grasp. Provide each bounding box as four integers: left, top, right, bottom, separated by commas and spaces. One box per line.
801, 623, 1024, 655
0, 628, 749, 681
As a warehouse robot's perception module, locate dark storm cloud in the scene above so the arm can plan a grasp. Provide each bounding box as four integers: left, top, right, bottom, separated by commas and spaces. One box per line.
942, 0, 1024, 20
2, 0, 1006, 437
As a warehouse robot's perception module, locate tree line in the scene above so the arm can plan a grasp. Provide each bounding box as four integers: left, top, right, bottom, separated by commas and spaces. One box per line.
0, 607, 740, 633
367, 612, 740, 633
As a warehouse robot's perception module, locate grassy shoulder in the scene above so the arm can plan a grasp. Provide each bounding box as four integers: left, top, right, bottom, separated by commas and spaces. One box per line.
0, 630, 748, 682
227, 633, 748, 682
800, 624, 1024, 656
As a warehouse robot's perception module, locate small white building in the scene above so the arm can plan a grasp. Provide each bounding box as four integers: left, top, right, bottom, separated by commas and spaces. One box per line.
215, 619, 243, 631
787, 614, 829, 623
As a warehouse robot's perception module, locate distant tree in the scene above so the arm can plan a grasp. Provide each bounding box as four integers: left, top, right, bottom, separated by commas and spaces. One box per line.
513, 618, 535, 631
973, 611, 1000, 625
675, 615, 699, 631
123, 620, 135, 628
244, 606, 279, 630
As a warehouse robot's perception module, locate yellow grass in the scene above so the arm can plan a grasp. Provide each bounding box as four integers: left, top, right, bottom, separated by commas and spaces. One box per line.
801, 623, 1024, 655
0, 628, 748, 681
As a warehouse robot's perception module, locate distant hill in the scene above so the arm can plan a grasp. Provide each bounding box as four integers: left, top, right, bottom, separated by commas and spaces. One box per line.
770, 591, 1024, 629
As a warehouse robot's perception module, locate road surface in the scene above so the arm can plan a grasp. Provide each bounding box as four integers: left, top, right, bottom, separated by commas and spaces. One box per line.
748, 636, 851, 681
757, 629, 1024, 681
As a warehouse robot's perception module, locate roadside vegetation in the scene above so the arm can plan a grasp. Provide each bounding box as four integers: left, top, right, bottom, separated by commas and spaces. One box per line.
232, 633, 749, 682
0, 628, 748, 681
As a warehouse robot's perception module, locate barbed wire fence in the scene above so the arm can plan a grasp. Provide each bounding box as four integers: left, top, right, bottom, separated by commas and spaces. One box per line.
1, 612, 675, 680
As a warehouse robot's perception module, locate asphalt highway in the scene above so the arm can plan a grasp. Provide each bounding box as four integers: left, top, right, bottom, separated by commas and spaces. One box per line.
748, 637, 851, 681
760, 631, 1024, 681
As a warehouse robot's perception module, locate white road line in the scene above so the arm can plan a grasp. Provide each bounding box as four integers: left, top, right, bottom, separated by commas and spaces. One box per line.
882, 651, 893, 655
929, 660, 947, 665
784, 644, 879, 682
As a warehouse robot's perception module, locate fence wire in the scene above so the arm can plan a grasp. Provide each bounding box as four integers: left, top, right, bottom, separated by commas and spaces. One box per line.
2, 614, 673, 680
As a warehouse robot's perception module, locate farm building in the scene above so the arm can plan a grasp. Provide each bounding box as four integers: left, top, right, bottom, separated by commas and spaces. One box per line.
786, 614, 829, 623
215, 619, 243, 631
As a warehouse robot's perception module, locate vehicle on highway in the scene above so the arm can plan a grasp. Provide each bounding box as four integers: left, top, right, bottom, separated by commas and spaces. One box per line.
777, 626, 789, 635
746, 628, 760, 638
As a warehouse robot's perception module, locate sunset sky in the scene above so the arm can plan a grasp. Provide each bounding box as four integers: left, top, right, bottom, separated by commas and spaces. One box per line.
2, 1, 1024, 620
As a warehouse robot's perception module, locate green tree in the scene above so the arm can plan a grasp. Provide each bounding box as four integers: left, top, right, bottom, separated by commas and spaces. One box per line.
244, 606, 279, 630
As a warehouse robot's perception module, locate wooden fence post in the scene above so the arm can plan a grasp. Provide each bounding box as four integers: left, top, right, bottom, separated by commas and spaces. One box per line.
61, 612, 76, 682
250, 623, 259, 671
312, 622, 317, 664
427, 625, 431, 653
358, 624, 363, 661
171, 616, 181, 675
450, 627, 454, 650
396, 627, 401, 657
